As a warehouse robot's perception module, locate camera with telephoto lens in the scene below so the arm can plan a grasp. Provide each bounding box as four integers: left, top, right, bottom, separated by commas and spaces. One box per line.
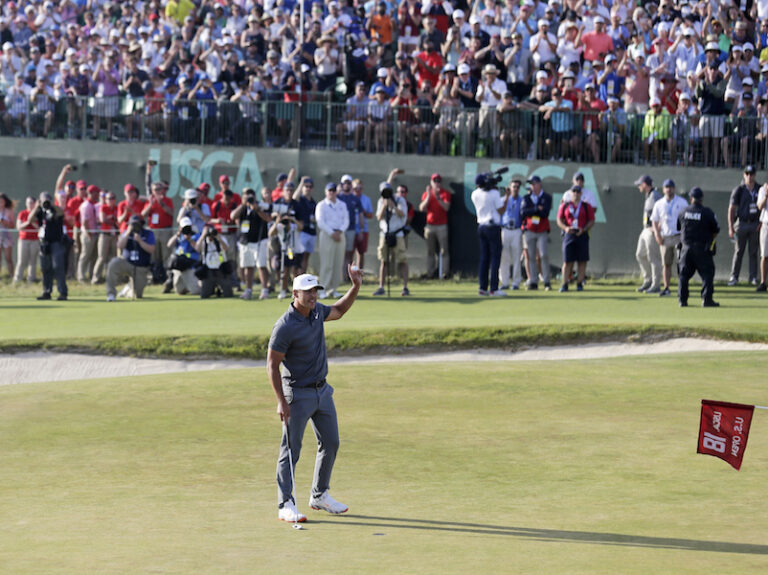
380, 186, 394, 200
131, 221, 142, 235
181, 225, 193, 235
42, 199, 52, 210
475, 167, 509, 190
206, 224, 217, 237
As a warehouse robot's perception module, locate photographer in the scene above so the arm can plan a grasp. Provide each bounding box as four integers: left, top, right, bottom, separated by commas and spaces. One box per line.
210, 185, 242, 289
195, 224, 234, 299
232, 188, 273, 300
30, 192, 68, 301
373, 178, 410, 297
166, 217, 201, 296
177, 187, 210, 234
269, 199, 304, 300
471, 172, 509, 297
106, 215, 156, 302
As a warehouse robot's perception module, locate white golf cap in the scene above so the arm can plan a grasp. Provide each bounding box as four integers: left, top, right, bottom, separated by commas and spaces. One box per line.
679, 92, 691, 101
469, 14, 480, 24
376, 67, 388, 78
742, 77, 754, 85
744, 42, 754, 51
458, 63, 470, 74
594, 16, 605, 23
184, 188, 198, 199
179, 217, 193, 228
293, 273, 324, 291
705, 42, 720, 51
536, 70, 548, 79
732, 44, 743, 52
340, 174, 353, 183
453, 9, 465, 20
650, 96, 662, 106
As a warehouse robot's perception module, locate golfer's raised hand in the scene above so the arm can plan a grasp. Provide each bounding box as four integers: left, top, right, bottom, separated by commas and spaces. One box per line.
348, 264, 363, 288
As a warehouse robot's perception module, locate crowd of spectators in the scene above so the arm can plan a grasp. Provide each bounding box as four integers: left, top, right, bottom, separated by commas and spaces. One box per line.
0, 0, 767, 165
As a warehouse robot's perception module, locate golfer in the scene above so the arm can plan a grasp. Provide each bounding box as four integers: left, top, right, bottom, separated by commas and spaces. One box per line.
267, 265, 362, 524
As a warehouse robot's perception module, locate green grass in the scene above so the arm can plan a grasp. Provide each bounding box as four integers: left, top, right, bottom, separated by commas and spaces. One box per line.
2, 279, 768, 357
2, 356, 768, 574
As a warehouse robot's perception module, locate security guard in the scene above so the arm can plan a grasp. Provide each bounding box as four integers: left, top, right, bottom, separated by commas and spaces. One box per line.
677, 187, 720, 308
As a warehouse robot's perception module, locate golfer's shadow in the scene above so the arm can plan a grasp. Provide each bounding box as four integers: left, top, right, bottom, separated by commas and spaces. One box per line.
312, 515, 768, 555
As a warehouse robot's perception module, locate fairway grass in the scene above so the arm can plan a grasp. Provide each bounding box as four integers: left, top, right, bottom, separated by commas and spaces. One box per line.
2, 355, 768, 574
2, 280, 768, 357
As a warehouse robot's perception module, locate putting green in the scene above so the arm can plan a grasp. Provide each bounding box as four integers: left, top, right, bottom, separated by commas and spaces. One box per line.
2, 355, 767, 574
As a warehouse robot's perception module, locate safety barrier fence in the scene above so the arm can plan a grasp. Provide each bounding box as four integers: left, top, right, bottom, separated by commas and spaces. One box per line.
3, 93, 767, 169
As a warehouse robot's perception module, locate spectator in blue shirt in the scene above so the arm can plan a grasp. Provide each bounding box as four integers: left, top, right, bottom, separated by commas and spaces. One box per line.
598, 54, 624, 103
500, 179, 523, 290
352, 178, 374, 271
337, 174, 363, 278
167, 216, 202, 295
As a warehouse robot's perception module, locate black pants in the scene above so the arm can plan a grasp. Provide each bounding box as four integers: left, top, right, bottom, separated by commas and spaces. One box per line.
201, 269, 234, 299
730, 222, 758, 282
678, 244, 715, 304
40, 241, 68, 297
478, 224, 502, 292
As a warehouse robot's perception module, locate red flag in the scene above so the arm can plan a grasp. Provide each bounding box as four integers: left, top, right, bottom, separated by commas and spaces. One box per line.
697, 400, 754, 470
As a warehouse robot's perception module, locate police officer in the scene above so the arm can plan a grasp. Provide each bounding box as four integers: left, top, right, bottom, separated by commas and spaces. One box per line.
677, 187, 720, 308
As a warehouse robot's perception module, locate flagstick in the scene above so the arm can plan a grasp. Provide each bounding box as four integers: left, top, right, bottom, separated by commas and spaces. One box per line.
755, 405, 768, 410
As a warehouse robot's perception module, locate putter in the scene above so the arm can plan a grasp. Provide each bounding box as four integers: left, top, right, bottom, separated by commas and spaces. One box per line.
284, 422, 303, 530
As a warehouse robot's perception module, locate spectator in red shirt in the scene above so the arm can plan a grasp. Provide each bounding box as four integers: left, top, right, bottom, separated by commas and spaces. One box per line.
390, 82, 418, 153
270, 168, 296, 202
211, 187, 242, 288
418, 173, 452, 278
577, 83, 608, 163
141, 175, 174, 271
117, 183, 146, 233
93, 190, 118, 284
556, 185, 595, 292
14, 196, 39, 283
66, 178, 88, 279
416, 40, 443, 89
197, 182, 213, 210
581, 16, 613, 63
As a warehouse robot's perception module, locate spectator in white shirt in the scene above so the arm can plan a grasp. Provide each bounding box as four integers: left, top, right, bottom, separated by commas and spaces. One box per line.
476, 63, 506, 155
650, 179, 688, 296
315, 182, 349, 299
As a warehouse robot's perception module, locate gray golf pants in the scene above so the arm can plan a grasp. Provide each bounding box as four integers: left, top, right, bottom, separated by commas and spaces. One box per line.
276, 383, 339, 507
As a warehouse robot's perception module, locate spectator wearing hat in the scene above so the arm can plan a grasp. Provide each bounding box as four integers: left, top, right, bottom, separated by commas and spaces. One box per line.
540, 86, 577, 161
634, 174, 663, 294
93, 190, 119, 284
621, 51, 651, 114
727, 165, 761, 286
646, 37, 674, 102
696, 62, 728, 167
419, 173, 451, 278
557, 21, 583, 69
677, 187, 720, 307
231, 187, 272, 300
315, 181, 349, 299
601, 95, 626, 163
650, 178, 688, 297
29, 75, 54, 137
314, 34, 340, 93
642, 96, 671, 164
723, 44, 750, 109
576, 82, 607, 162
732, 90, 761, 167
142, 167, 174, 274
442, 10, 470, 62
177, 187, 210, 234
556, 184, 595, 292
106, 215, 156, 301
450, 61, 479, 151
476, 63, 506, 156
597, 53, 624, 102
337, 81, 369, 151
530, 18, 557, 68
521, 175, 552, 290
366, 85, 391, 153
471, 172, 507, 296
430, 77, 462, 155
505, 31, 534, 101
670, 26, 701, 84
669, 91, 699, 165
3, 72, 29, 134
210, 176, 242, 286
117, 183, 146, 233
581, 16, 613, 63
166, 216, 202, 295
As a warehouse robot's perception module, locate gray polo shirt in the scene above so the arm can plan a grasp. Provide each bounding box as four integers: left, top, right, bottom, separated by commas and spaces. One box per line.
268, 303, 332, 388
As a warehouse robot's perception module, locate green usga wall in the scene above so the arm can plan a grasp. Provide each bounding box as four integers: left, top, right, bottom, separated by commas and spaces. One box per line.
1, 137, 752, 279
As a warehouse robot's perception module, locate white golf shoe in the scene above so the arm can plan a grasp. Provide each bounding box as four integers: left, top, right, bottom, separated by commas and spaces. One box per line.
309, 490, 348, 514
278, 500, 307, 523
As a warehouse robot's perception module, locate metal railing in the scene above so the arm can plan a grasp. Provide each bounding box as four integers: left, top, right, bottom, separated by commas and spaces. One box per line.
2, 93, 766, 168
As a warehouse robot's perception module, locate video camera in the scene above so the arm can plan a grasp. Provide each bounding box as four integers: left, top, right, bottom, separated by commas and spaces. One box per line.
475, 167, 509, 191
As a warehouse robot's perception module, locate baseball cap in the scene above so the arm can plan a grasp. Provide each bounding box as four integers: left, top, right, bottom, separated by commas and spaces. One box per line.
634, 174, 652, 186
457, 63, 470, 75
219, 174, 230, 183
650, 96, 662, 106
594, 16, 605, 23
431, 173, 442, 182
689, 186, 703, 200
198, 182, 211, 193
574, 171, 584, 181
705, 41, 719, 51
293, 273, 324, 292
123, 183, 137, 193
679, 92, 691, 101
276, 172, 288, 183
340, 174, 353, 183
527, 175, 541, 184
76, 179, 87, 189
744, 165, 756, 174
325, 182, 337, 192
379, 182, 393, 193
377, 67, 388, 78
184, 188, 197, 200
86, 184, 100, 194
571, 185, 582, 193
179, 217, 193, 228
663, 178, 675, 188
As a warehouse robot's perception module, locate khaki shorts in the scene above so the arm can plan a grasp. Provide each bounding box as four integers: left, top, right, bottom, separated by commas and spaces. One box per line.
377, 234, 407, 266
761, 224, 768, 259
239, 239, 268, 268
660, 234, 680, 266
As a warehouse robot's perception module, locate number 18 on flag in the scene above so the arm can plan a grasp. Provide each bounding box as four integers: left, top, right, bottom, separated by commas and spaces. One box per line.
697, 400, 759, 470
